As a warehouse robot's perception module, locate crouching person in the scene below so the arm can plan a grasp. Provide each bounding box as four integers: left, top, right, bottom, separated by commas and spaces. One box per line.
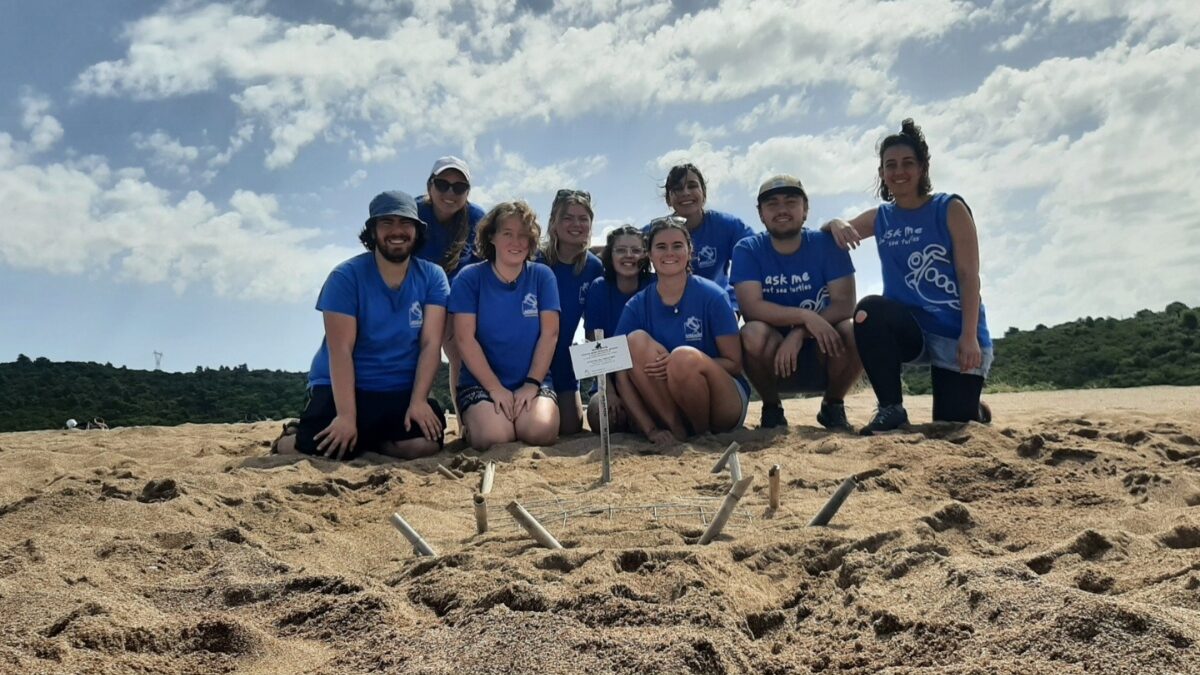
281, 191, 449, 460
733, 176, 862, 430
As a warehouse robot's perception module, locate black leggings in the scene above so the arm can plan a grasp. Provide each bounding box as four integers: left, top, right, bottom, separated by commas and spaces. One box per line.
853, 295, 984, 422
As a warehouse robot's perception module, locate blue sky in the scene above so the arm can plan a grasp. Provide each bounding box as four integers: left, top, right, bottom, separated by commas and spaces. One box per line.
2, 0, 1198, 373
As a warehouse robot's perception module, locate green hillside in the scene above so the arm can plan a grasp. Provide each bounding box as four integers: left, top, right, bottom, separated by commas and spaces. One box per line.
2, 302, 1197, 431
903, 301, 1200, 394
0, 357, 452, 433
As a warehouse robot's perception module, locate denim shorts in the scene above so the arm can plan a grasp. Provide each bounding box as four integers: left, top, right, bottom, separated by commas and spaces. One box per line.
909, 331, 994, 378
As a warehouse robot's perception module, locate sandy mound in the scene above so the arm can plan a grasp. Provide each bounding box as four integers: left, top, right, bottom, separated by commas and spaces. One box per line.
1, 386, 1198, 674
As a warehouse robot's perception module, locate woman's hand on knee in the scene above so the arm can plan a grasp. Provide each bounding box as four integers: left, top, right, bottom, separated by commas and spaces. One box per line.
488, 387, 516, 420
643, 349, 670, 379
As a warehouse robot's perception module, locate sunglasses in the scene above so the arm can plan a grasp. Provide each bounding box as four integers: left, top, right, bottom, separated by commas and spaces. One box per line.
432, 177, 470, 195
647, 215, 687, 228
554, 188, 591, 203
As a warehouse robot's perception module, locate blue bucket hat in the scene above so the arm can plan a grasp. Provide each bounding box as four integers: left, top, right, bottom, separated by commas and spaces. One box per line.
363, 190, 428, 254
367, 190, 428, 229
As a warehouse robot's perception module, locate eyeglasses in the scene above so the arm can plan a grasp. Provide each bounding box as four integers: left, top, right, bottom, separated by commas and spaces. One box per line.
432, 178, 470, 195
554, 188, 591, 203
611, 246, 645, 256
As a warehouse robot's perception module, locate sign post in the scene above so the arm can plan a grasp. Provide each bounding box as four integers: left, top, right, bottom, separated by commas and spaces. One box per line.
569, 330, 633, 484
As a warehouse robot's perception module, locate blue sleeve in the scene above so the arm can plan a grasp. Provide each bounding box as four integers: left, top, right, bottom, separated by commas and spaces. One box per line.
823, 233, 855, 282
583, 280, 603, 331
708, 286, 740, 338
537, 265, 561, 312
729, 239, 760, 286
615, 292, 643, 337
425, 264, 451, 307
724, 213, 754, 249
447, 266, 479, 315
315, 267, 357, 317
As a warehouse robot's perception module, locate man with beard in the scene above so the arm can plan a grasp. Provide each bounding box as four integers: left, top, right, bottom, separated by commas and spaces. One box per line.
278, 191, 451, 460
731, 176, 862, 431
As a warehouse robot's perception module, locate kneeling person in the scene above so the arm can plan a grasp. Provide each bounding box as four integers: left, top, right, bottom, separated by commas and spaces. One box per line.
732, 176, 862, 430
288, 191, 450, 460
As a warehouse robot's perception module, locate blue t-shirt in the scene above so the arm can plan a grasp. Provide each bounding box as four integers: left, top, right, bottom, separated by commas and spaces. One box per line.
448, 261, 562, 390
730, 230, 854, 315
415, 196, 484, 280
644, 210, 754, 308
615, 275, 740, 357
536, 251, 604, 391
584, 275, 654, 340
308, 253, 450, 392
875, 193, 991, 346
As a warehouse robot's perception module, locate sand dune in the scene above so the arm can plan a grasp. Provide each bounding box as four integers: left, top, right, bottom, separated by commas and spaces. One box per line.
1, 386, 1197, 674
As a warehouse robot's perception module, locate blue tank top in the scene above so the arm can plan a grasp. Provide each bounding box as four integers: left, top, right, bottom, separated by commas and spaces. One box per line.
875, 193, 991, 346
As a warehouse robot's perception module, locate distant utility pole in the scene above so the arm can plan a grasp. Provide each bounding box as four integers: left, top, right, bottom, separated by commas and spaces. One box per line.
153, 351, 163, 370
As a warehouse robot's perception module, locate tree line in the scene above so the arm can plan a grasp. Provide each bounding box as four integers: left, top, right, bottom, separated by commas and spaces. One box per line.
2, 302, 1197, 431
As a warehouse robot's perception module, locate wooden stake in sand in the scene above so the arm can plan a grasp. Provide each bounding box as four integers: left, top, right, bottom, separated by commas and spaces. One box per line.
479, 462, 496, 495
389, 513, 437, 557
768, 464, 781, 510
569, 329, 636, 486
808, 477, 858, 527
595, 329, 612, 484
728, 451, 743, 482
697, 476, 754, 545
711, 442, 741, 474
506, 501, 563, 549
436, 464, 460, 480
473, 494, 488, 534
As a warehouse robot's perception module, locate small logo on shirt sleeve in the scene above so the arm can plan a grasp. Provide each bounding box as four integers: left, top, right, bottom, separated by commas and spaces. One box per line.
409, 301, 424, 327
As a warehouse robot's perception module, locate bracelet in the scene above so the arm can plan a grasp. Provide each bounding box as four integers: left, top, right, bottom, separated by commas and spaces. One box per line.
523, 377, 542, 388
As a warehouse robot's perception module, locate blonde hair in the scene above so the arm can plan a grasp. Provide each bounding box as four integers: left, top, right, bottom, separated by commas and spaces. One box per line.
476, 201, 541, 263
541, 193, 594, 275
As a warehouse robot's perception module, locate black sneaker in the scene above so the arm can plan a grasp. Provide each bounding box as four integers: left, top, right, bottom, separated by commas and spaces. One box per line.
859, 404, 909, 436
760, 403, 787, 429
817, 401, 853, 432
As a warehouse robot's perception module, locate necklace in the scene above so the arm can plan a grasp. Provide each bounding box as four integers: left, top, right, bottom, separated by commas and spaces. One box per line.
493, 262, 521, 285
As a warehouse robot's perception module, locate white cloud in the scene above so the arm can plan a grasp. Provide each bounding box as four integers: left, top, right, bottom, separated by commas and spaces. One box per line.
131, 130, 201, 175
341, 169, 368, 189
208, 121, 255, 168
0, 116, 353, 303
18, 90, 63, 153
650, 36, 1200, 333
470, 147, 608, 207
75, 0, 971, 168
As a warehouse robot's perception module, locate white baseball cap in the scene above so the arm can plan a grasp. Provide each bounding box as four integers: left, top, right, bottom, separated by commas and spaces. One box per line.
429, 156, 472, 183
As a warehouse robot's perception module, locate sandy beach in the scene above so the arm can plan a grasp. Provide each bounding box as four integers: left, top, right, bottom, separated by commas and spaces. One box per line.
1, 386, 1197, 674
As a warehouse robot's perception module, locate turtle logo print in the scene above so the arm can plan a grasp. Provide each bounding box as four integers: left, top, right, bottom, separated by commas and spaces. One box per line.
578, 284, 589, 306
684, 316, 703, 341
522, 293, 539, 317
905, 244, 961, 309
408, 301, 424, 328
798, 287, 830, 313
695, 246, 717, 269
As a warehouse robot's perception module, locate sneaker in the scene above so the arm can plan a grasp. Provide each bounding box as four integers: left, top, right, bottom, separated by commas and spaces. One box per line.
859, 404, 909, 436
760, 403, 788, 429
816, 401, 853, 432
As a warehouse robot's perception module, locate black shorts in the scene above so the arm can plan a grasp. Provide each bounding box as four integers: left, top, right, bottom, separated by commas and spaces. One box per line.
774, 335, 830, 394
456, 385, 557, 413
295, 386, 445, 459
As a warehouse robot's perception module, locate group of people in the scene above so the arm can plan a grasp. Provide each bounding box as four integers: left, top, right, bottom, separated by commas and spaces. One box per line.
274, 119, 993, 461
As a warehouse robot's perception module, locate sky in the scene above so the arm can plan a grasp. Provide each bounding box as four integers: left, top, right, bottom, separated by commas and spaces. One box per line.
2, 0, 1198, 373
